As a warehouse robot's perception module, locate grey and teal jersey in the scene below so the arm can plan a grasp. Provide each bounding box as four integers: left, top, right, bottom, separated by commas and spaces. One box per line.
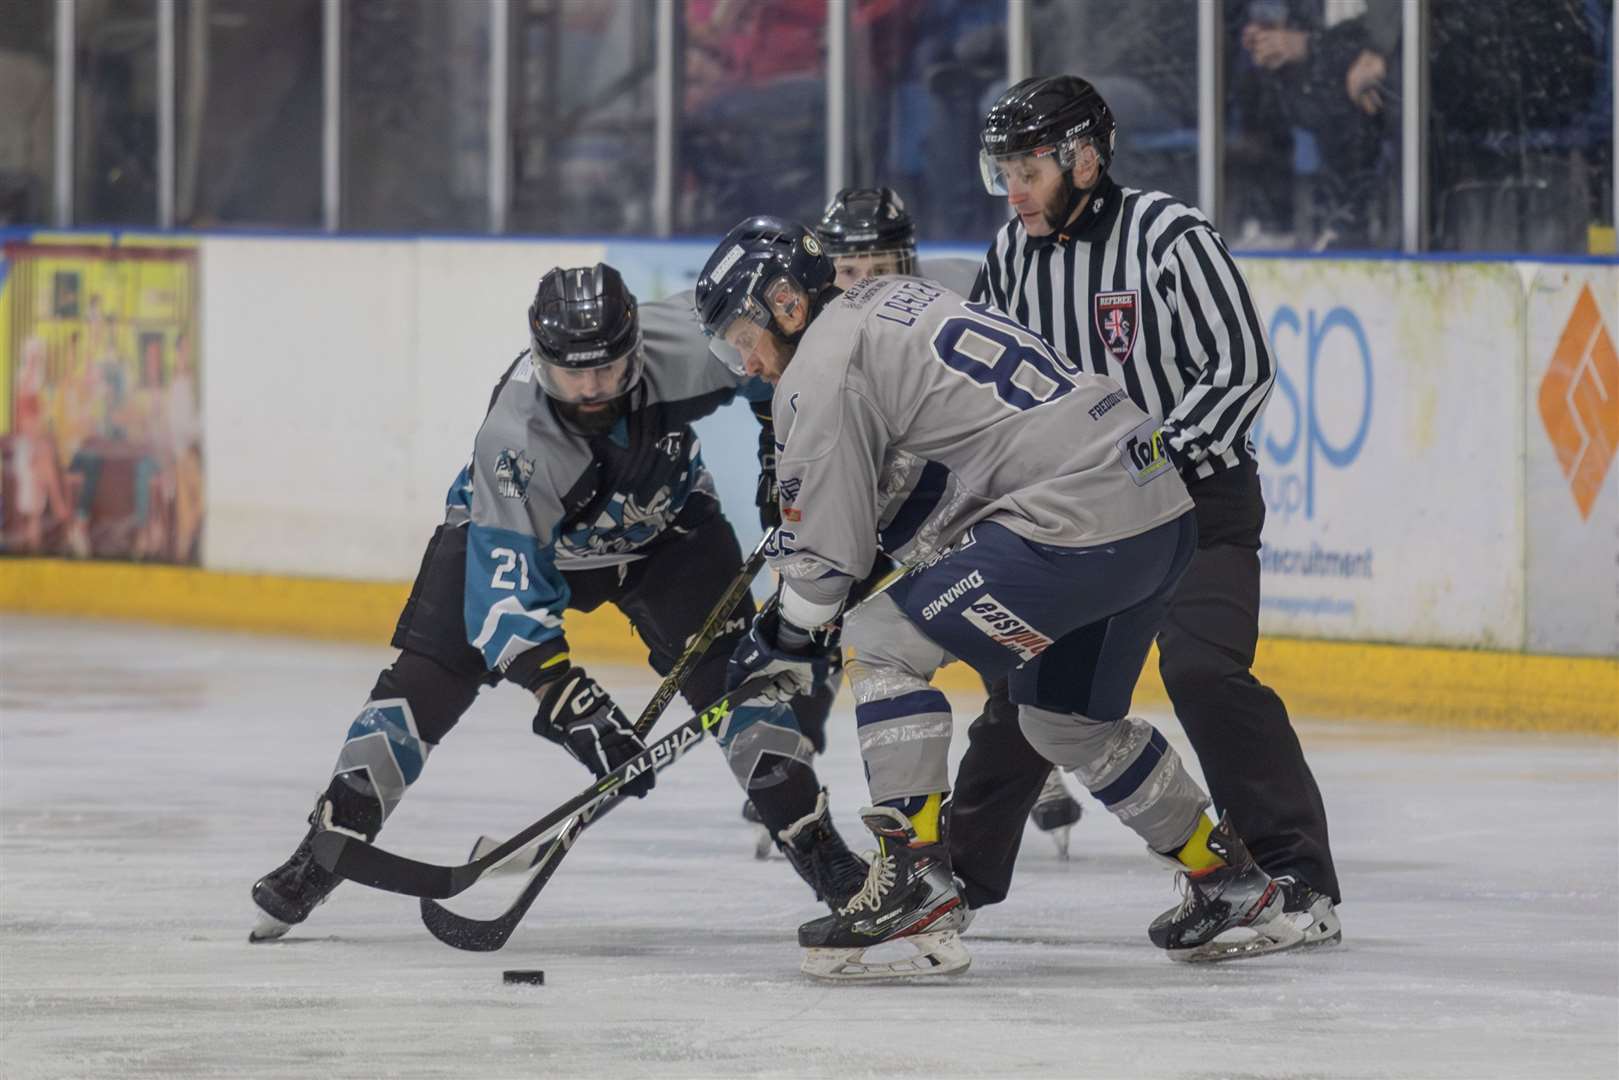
769, 275, 1194, 622
445, 292, 763, 680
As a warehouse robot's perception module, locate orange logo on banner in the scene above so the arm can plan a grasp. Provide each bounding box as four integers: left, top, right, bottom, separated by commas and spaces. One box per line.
1539, 284, 1619, 520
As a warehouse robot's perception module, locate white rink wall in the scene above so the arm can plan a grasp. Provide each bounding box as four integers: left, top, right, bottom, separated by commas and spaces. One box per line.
197, 235, 1617, 657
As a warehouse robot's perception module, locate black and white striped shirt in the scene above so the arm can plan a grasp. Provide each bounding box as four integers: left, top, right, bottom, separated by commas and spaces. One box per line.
971, 176, 1274, 482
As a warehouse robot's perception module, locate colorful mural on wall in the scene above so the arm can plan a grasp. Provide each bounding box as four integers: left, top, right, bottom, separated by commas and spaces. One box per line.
0, 233, 202, 563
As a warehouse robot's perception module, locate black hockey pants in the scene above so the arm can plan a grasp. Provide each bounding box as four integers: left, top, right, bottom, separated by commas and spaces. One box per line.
948, 460, 1341, 906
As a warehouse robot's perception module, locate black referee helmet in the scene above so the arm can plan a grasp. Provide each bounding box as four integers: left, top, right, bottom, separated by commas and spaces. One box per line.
979, 75, 1116, 195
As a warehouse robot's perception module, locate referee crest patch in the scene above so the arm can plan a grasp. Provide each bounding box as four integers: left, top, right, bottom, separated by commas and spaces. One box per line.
1094, 290, 1140, 362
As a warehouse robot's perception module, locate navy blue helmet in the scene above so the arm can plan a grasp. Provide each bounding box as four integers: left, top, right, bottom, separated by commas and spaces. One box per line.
694, 216, 836, 373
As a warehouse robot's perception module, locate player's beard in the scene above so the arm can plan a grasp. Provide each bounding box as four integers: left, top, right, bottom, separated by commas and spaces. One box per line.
552, 393, 629, 436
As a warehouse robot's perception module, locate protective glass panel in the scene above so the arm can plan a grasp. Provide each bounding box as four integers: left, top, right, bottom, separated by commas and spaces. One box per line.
847, 0, 1007, 243
1030, 0, 1199, 210
1428, 0, 1613, 254
343, 0, 489, 233
510, 0, 657, 235
0, 0, 56, 225
678, 0, 827, 234
1223, 0, 1403, 251
75, 0, 158, 225
174, 0, 322, 227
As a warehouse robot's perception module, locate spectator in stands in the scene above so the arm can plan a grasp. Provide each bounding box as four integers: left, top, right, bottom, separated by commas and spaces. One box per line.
1235, 0, 1399, 249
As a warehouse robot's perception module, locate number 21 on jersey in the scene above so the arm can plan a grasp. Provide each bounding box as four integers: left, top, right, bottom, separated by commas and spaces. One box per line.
489, 547, 531, 591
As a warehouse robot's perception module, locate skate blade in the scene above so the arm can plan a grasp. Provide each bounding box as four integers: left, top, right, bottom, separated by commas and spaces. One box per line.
1167, 913, 1307, 964
248, 913, 292, 943
752, 824, 775, 861
801, 931, 971, 982
1047, 824, 1072, 861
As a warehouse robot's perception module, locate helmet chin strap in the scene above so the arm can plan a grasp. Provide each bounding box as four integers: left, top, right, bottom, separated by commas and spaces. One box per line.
1045, 168, 1100, 234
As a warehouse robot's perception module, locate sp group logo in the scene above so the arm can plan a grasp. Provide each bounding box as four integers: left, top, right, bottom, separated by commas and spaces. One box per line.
1253, 306, 1374, 521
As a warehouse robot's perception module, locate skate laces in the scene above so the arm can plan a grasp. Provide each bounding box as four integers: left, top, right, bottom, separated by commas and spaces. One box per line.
1168, 871, 1205, 919
838, 849, 896, 915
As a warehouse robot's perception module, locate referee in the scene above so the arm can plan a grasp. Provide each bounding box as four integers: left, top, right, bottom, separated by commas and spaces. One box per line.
949, 74, 1341, 944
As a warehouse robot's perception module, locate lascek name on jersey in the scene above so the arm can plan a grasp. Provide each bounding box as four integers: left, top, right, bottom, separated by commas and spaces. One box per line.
872, 279, 946, 327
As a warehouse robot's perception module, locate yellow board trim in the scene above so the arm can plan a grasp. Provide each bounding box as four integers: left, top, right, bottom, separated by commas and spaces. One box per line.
3, 559, 1614, 737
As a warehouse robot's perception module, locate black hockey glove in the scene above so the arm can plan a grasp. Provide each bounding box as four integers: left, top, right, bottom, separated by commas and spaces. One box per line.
531, 666, 654, 798
726, 596, 839, 706
756, 455, 781, 530
752, 400, 781, 530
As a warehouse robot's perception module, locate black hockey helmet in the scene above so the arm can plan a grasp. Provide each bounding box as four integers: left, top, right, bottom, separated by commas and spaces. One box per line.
528, 264, 644, 430
815, 187, 918, 276
979, 75, 1116, 195
694, 216, 836, 375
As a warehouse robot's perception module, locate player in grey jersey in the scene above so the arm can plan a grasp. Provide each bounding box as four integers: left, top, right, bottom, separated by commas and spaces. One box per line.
814, 186, 1088, 859
696, 217, 1304, 980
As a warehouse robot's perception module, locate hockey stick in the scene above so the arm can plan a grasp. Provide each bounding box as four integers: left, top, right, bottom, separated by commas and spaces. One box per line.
310, 674, 776, 900
470, 531, 771, 872
419, 534, 774, 950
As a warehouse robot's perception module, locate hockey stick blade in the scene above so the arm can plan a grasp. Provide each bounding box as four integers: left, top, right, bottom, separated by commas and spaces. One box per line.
420, 787, 629, 950
310, 675, 777, 899
458, 533, 772, 879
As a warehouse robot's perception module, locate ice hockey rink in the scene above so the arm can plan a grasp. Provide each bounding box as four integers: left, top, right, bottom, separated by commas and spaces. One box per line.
1, 615, 1615, 1080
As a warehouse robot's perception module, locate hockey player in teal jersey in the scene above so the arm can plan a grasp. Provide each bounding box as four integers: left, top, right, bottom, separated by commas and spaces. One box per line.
250, 264, 864, 942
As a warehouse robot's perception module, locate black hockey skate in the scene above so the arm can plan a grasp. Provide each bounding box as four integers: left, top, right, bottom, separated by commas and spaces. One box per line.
1029, 768, 1083, 859
1147, 814, 1305, 962
798, 805, 970, 981
249, 781, 377, 942
776, 790, 868, 907
1274, 874, 1343, 948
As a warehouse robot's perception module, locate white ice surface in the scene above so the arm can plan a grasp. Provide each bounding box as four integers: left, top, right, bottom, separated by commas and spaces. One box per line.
1, 616, 1615, 1080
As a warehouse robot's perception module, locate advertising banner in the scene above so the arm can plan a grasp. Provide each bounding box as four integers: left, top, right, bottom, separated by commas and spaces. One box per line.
0, 234, 202, 563
1242, 259, 1526, 648
1525, 265, 1619, 657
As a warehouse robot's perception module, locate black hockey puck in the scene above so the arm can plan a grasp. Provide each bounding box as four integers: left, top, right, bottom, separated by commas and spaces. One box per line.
502, 969, 545, 985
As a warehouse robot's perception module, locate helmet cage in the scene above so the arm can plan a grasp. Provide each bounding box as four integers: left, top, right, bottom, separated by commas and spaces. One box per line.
830, 246, 918, 281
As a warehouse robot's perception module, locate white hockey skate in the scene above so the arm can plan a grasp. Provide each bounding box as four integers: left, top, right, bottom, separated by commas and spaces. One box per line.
797, 806, 970, 982
1274, 874, 1343, 947
1029, 769, 1083, 859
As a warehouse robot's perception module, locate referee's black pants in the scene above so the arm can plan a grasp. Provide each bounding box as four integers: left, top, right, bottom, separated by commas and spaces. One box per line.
948, 460, 1341, 907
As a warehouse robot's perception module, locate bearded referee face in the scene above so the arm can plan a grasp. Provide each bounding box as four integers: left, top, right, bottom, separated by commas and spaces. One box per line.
999, 141, 1104, 237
